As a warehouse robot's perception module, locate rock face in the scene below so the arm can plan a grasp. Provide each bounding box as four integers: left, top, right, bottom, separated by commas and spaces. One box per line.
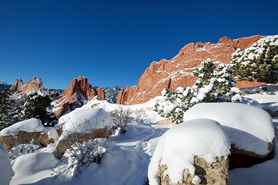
117, 35, 265, 105
53, 76, 105, 117
158, 156, 229, 185
10, 77, 44, 95
0, 131, 45, 151
54, 127, 112, 159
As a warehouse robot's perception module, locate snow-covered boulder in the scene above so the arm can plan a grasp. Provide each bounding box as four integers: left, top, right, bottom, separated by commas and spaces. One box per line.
55, 108, 114, 158
0, 144, 14, 185
183, 103, 275, 168
148, 119, 230, 185
0, 118, 45, 151
0, 118, 44, 136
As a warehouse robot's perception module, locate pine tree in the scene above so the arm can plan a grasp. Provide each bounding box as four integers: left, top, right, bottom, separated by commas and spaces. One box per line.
230, 35, 278, 83
0, 83, 25, 130
154, 59, 237, 124
23, 91, 58, 127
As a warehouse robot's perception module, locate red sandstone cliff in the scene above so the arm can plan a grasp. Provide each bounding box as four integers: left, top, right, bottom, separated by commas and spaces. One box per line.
54, 76, 105, 117
10, 77, 44, 95
117, 35, 265, 105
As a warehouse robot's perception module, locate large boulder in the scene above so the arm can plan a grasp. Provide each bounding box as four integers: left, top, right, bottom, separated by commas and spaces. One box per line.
183, 102, 275, 168
148, 119, 230, 185
158, 156, 228, 185
55, 108, 114, 158
0, 118, 46, 151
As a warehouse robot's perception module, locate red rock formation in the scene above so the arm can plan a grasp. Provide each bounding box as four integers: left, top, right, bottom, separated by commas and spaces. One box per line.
96, 87, 105, 100
117, 35, 265, 105
10, 77, 44, 95
54, 76, 105, 117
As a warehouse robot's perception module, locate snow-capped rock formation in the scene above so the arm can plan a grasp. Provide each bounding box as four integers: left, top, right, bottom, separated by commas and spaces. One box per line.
117, 35, 265, 105
0, 118, 46, 151
10, 77, 44, 95
148, 119, 230, 185
53, 76, 105, 117
55, 108, 114, 158
183, 102, 275, 168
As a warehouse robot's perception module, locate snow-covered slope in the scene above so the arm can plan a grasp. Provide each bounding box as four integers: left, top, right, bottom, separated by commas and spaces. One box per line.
5, 85, 278, 185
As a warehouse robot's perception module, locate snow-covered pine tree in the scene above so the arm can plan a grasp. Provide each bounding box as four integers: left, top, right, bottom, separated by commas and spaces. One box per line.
230, 35, 278, 83
0, 83, 25, 130
154, 59, 237, 124
23, 91, 58, 126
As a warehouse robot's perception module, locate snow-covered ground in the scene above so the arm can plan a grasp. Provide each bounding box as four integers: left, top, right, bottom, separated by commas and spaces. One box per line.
4, 85, 278, 185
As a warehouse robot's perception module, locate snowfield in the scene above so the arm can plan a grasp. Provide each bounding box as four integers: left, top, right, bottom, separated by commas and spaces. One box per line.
2, 85, 278, 185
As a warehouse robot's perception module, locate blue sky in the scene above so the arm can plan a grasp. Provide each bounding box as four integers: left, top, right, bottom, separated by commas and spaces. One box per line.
0, 0, 277, 89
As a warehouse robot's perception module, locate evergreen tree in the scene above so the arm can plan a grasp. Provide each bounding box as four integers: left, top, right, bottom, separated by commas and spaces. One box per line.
0, 83, 25, 130
23, 91, 58, 126
230, 35, 278, 83
154, 59, 237, 124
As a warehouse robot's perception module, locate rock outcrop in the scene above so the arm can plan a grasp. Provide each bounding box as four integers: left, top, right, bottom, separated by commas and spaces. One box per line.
10, 77, 44, 95
117, 35, 265, 105
0, 131, 45, 151
0, 118, 54, 151
158, 156, 229, 185
53, 76, 105, 117
55, 127, 112, 159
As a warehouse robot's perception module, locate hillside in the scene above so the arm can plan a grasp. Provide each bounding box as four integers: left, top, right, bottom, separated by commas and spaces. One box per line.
117, 35, 265, 105
1, 85, 277, 185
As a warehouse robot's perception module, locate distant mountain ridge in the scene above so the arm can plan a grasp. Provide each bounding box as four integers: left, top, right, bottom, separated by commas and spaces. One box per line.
8, 77, 123, 105
92, 86, 125, 103
0, 84, 12, 91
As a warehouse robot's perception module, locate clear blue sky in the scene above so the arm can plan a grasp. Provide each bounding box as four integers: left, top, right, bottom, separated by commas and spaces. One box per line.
0, 0, 277, 89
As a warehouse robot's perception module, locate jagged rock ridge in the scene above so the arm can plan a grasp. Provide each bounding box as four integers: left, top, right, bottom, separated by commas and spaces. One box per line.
92, 86, 125, 103
10, 77, 44, 95
117, 35, 265, 105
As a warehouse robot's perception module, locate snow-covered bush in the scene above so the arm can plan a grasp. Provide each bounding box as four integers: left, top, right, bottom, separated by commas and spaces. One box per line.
53, 138, 108, 177
9, 143, 41, 160
0, 144, 14, 185
230, 35, 278, 83
23, 91, 58, 127
110, 107, 130, 134
154, 59, 237, 123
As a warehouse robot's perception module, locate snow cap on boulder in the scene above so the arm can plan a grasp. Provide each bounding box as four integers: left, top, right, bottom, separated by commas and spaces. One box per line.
0, 118, 44, 136
148, 119, 230, 185
59, 107, 114, 141
183, 102, 274, 156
